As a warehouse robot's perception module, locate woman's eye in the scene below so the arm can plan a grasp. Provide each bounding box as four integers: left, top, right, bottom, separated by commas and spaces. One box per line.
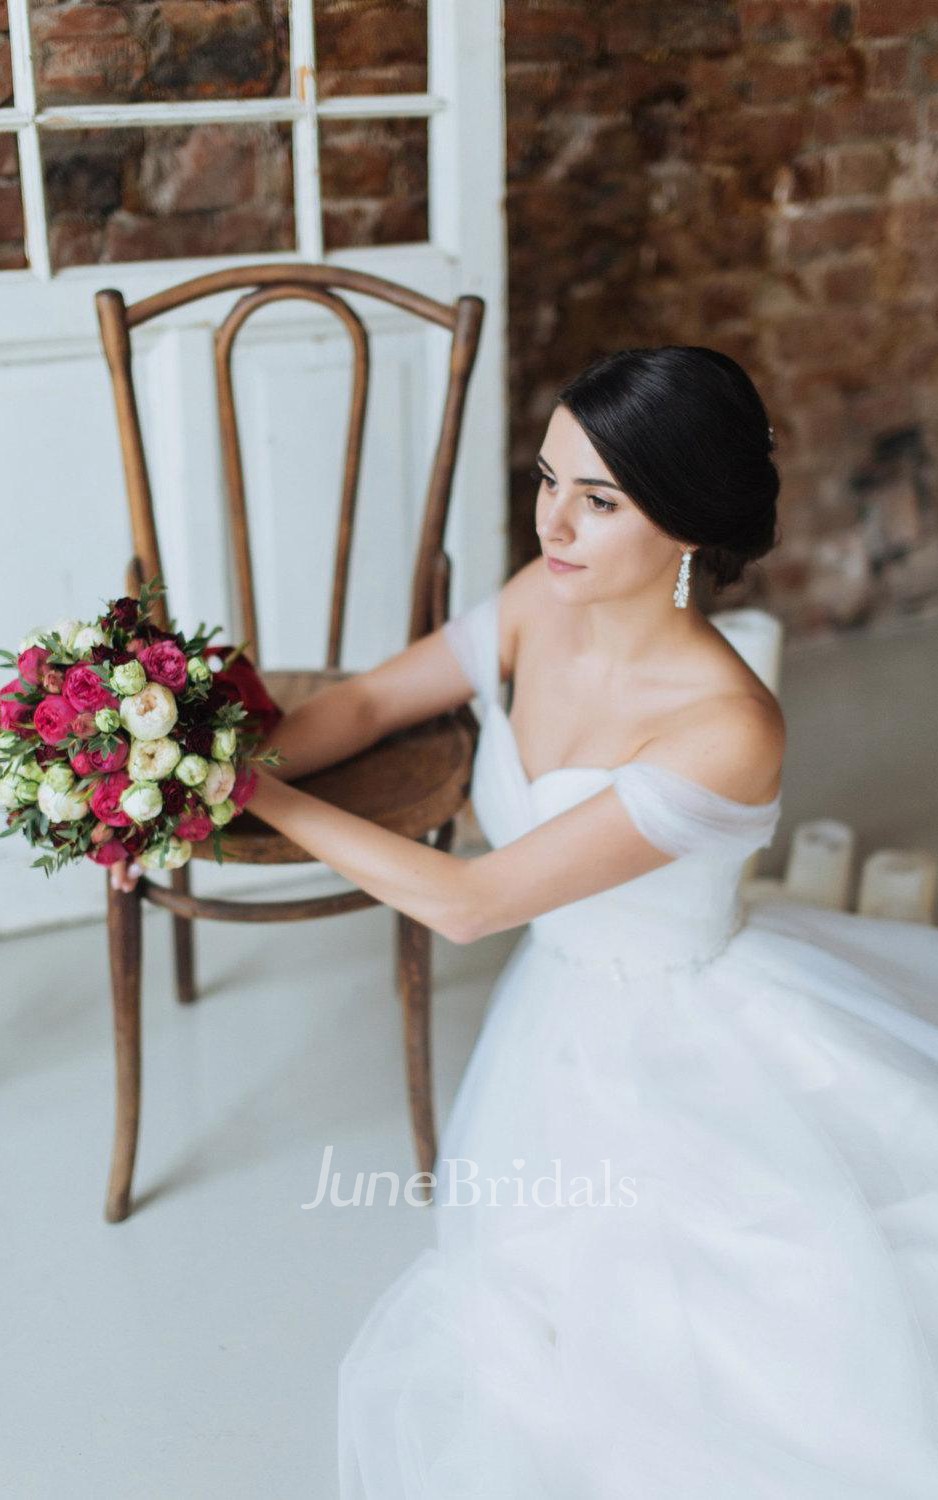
530, 466, 616, 512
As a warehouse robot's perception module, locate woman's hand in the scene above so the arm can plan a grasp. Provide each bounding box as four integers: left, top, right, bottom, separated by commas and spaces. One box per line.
109, 857, 142, 894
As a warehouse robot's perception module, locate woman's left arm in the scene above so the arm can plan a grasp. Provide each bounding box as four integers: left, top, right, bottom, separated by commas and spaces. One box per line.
247, 765, 473, 944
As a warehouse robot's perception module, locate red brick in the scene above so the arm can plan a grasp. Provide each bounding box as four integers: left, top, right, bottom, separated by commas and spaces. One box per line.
0, 176, 22, 239
854, 0, 938, 38
860, 38, 913, 90
781, 203, 887, 260
810, 95, 917, 144
824, 141, 895, 195
605, 2, 740, 58
0, 36, 11, 107
506, 6, 603, 63
816, 253, 877, 302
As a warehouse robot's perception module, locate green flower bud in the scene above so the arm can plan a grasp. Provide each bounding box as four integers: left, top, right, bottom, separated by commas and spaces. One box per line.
44, 763, 76, 793
187, 656, 212, 685
111, 659, 147, 696
14, 775, 39, 805
94, 707, 121, 734
176, 753, 210, 787
208, 798, 235, 828
139, 836, 192, 871
211, 726, 237, 760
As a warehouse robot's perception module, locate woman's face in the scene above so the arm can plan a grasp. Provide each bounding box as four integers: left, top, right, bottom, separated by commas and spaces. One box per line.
534, 404, 688, 599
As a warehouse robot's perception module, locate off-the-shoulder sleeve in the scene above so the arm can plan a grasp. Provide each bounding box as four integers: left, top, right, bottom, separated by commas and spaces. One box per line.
611, 761, 781, 859
441, 590, 500, 706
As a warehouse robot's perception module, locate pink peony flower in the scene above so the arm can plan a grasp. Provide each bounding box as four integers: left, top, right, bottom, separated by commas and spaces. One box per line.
17, 646, 50, 686
40, 665, 65, 693
0, 677, 32, 736
71, 712, 99, 740
62, 663, 119, 715
86, 838, 129, 866
230, 764, 257, 810
174, 809, 213, 842
70, 737, 129, 776
90, 771, 134, 827
33, 694, 76, 745
138, 640, 188, 693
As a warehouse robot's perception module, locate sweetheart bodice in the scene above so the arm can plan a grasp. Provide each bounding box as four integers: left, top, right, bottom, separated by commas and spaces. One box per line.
442, 587, 783, 975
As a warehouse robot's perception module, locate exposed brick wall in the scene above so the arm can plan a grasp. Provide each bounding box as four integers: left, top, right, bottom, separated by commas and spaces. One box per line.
3, 0, 938, 637
505, 0, 938, 636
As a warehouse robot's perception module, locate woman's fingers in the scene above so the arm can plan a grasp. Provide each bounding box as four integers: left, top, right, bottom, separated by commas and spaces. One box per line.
109, 858, 142, 893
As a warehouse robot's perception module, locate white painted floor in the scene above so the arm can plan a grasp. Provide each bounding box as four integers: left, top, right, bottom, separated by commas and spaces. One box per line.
2, 615, 937, 1497
0, 897, 517, 1498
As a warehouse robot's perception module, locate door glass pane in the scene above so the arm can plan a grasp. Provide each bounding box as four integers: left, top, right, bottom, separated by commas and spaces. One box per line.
42, 122, 294, 269
1, 7, 12, 107
320, 115, 427, 250
314, 0, 427, 98
30, 0, 291, 107
0, 134, 27, 268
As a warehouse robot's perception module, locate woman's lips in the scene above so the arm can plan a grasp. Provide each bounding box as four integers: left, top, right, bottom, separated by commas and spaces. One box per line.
547, 556, 585, 572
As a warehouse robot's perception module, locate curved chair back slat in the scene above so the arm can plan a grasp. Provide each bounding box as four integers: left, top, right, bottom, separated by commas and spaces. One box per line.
95, 263, 485, 666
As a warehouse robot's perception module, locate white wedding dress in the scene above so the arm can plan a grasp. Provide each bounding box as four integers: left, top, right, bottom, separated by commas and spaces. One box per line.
338, 587, 938, 1498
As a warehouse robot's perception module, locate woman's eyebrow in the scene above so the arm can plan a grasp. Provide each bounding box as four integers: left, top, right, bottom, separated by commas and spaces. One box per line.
536, 454, 624, 492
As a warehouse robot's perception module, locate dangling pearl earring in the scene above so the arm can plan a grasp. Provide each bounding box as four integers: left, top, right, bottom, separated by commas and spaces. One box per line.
673, 548, 693, 609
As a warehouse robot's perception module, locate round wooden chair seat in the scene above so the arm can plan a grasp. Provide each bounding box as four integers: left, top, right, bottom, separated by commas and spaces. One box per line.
187, 667, 480, 865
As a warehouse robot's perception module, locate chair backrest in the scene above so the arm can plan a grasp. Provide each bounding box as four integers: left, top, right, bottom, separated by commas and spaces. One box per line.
708, 606, 784, 694
94, 265, 485, 669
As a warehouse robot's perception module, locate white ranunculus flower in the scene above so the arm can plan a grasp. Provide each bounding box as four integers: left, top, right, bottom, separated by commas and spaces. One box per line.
211, 726, 237, 760
49, 618, 83, 652
127, 735, 181, 782
208, 798, 235, 828
111, 660, 147, 696
176, 753, 210, 787
37, 779, 88, 822
119, 780, 163, 823
95, 707, 121, 734
14, 775, 40, 806
119, 683, 178, 741
72, 623, 108, 655
0, 773, 22, 809
18, 757, 43, 784
44, 763, 76, 793
139, 836, 193, 872
187, 656, 211, 685
201, 760, 236, 806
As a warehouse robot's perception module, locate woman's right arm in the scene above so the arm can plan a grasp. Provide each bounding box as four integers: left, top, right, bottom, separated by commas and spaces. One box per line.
256, 676, 380, 783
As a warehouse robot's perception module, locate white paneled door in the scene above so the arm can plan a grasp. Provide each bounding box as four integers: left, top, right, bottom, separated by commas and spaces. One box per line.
0, 0, 507, 936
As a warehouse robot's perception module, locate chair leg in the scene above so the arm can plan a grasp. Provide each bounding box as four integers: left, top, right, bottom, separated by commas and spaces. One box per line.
395, 913, 436, 1203
170, 864, 197, 1003
104, 878, 143, 1223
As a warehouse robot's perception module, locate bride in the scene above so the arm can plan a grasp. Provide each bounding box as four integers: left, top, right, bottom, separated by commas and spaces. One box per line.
110, 347, 938, 1496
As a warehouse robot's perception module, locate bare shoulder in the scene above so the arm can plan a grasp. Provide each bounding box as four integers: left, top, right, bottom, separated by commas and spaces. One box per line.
638, 687, 786, 805
495, 557, 547, 683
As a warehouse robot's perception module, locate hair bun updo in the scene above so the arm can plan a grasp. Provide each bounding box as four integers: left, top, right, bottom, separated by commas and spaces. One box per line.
556, 346, 781, 596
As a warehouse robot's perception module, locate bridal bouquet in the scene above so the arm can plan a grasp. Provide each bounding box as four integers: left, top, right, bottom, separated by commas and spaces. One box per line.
0, 576, 284, 877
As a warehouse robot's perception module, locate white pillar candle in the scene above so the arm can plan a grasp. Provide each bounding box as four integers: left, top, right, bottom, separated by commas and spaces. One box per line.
784, 819, 855, 910
857, 848, 937, 924
740, 875, 800, 907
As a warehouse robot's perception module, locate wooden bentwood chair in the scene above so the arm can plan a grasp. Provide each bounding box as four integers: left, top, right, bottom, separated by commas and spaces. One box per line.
95, 265, 484, 1223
